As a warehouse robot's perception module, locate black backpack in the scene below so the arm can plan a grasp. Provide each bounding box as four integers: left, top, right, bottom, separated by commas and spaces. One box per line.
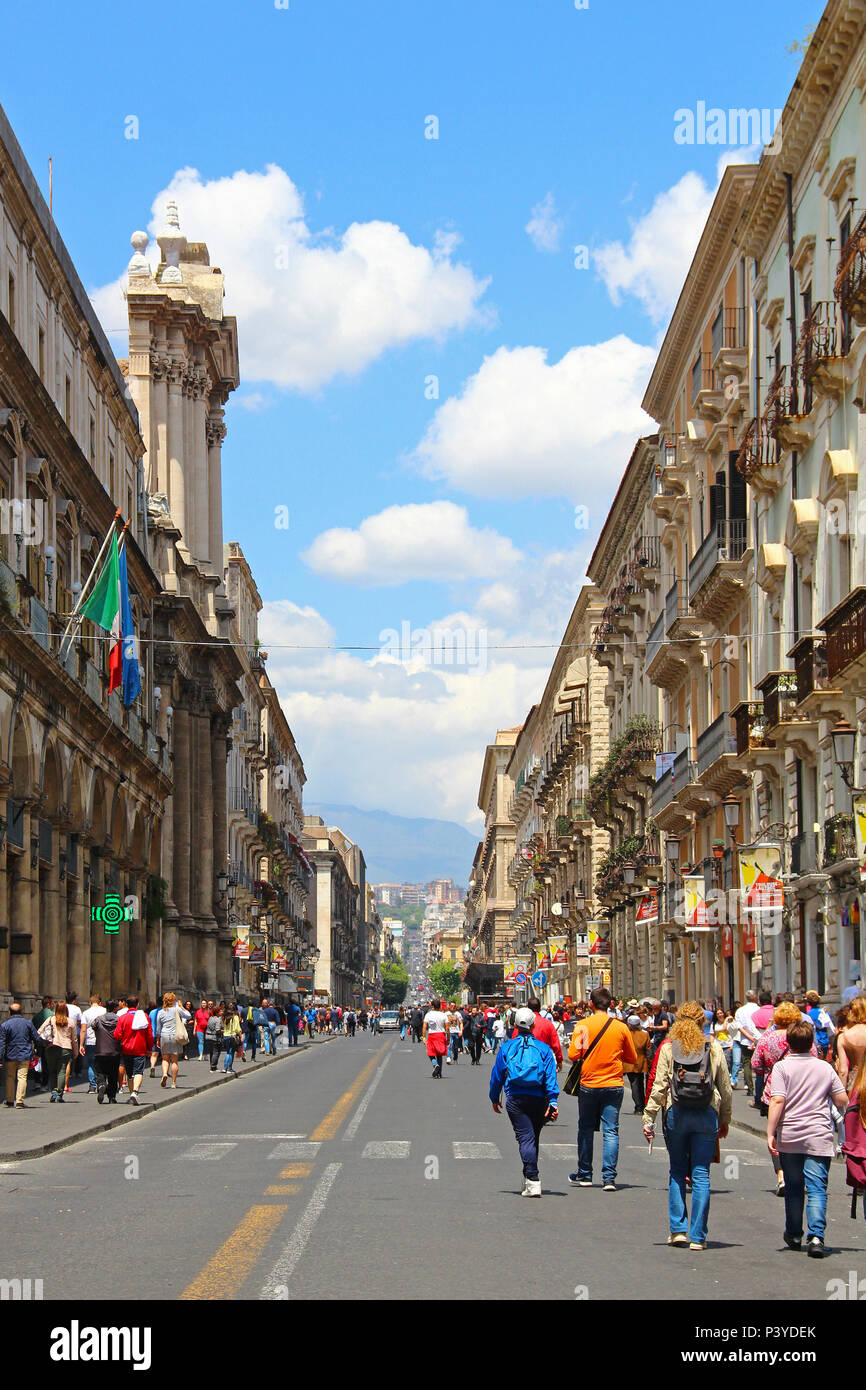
669, 1041, 715, 1109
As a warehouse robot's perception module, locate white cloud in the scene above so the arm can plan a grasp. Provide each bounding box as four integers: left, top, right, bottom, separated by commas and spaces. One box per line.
411, 339, 655, 501
90, 164, 490, 392
593, 171, 715, 323
302, 501, 522, 586
525, 192, 563, 253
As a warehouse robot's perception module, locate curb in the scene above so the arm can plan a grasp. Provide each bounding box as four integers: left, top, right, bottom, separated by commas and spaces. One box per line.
0, 1039, 331, 1163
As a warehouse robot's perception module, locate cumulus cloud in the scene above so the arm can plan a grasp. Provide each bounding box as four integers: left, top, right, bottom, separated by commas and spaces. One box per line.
525, 192, 563, 253
593, 171, 715, 323
302, 501, 522, 586
411, 339, 655, 501
90, 164, 490, 392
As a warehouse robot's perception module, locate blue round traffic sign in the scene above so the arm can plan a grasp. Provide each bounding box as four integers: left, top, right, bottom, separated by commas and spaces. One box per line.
531, 969, 547, 988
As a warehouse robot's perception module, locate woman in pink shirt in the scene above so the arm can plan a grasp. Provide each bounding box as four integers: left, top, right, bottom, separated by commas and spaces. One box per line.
768, 1019, 849, 1257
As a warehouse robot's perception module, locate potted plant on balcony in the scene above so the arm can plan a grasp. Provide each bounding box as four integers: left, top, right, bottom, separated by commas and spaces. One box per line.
712, 838, 725, 860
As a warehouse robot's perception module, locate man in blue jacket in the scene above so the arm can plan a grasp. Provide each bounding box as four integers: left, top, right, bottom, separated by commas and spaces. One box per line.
489, 1005, 559, 1197
1, 1001, 41, 1108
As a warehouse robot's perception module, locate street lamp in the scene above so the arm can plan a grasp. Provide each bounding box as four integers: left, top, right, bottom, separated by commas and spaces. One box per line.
622, 860, 636, 886
831, 718, 857, 788
722, 793, 740, 837
217, 869, 228, 895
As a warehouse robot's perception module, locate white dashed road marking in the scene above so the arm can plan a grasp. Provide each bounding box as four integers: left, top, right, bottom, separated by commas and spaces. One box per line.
362, 1141, 411, 1158
260, 1163, 342, 1299
539, 1144, 575, 1159
453, 1141, 501, 1160
267, 1141, 322, 1161
176, 1143, 238, 1161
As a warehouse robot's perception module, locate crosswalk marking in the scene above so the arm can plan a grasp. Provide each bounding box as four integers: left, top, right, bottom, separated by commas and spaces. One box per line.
265, 1184, 302, 1195
267, 1141, 321, 1161
279, 1163, 314, 1180
539, 1144, 575, 1159
362, 1141, 411, 1158
176, 1142, 238, 1161
453, 1141, 501, 1160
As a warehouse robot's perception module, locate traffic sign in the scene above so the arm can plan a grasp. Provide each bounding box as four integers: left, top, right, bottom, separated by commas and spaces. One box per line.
531, 969, 547, 988
514, 970, 527, 984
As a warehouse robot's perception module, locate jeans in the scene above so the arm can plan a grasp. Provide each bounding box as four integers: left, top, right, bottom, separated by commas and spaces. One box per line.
449, 1034, 461, 1062
45, 1045, 72, 1094
245, 1028, 257, 1060
779, 1152, 831, 1241
627, 1072, 646, 1111
733, 1045, 750, 1084
196, 1031, 205, 1058
577, 1085, 624, 1183
223, 1040, 237, 1071
288, 1024, 299, 1046
267, 1023, 278, 1053
505, 1093, 548, 1181
664, 1104, 719, 1243
84, 1043, 97, 1088
470, 1033, 485, 1064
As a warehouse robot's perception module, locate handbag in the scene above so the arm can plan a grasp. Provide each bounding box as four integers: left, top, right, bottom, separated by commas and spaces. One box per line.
562, 1018, 614, 1098
175, 1007, 189, 1046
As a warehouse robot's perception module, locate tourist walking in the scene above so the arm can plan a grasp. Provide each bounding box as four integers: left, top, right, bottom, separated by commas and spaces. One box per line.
80, 995, 106, 1094
1, 1002, 41, 1108
623, 1013, 651, 1113
205, 1006, 224, 1070
567, 986, 637, 1191
489, 1006, 559, 1197
92, 1001, 123, 1104
113, 997, 154, 1105
221, 1003, 243, 1072
155, 993, 192, 1089
194, 1000, 210, 1059
423, 999, 448, 1079
768, 1018, 849, 1256
38, 1001, 79, 1103
642, 1000, 732, 1251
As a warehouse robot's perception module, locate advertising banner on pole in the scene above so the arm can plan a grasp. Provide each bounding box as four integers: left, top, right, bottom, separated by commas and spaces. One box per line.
548, 933, 569, 965
636, 890, 659, 925
248, 933, 267, 965
854, 793, 866, 884
682, 874, 709, 929
738, 842, 784, 914
232, 928, 250, 959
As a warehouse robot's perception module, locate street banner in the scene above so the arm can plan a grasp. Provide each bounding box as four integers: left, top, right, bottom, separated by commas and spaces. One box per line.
503, 958, 515, 982
575, 930, 589, 961
721, 925, 734, 958
656, 751, 676, 780
533, 944, 550, 969
248, 933, 267, 964
587, 923, 611, 956
682, 873, 709, 929
854, 792, 866, 883
548, 933, 568, 965
271, 945, 287, 970
636, 890, 658, 925
232, 928, 250, 959
738, 842, 784, 913
743, 919, 757, 953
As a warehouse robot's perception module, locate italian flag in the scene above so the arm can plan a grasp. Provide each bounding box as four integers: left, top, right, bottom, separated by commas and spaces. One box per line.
80, 530, 123, 693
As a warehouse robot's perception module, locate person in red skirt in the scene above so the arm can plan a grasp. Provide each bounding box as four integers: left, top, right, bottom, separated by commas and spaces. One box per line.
423, 999, 448, 1079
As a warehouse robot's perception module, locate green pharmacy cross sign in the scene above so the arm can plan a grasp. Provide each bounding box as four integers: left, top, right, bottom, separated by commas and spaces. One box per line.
90, 893, 134, 934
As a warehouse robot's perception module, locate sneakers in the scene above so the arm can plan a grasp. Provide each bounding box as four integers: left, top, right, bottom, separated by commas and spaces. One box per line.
96, 1080, 106, 1105
689, 1241, 707, 1251
3, 1101, 12, 1108
776, 1174, 786, 1197
160, 1076, 167, 1088
806, 1236, 826, 1259
49, 1092, 56, 1103
667, 1233, 689, 1246
783, 1235, 802, 1251
567, 1173, 593, 1187
603, 1182, 617, 1192
150, 1066, 156, 1078
445, 1057, 451, 1064
521, 1179, 542, 1198
129, 1092, 139, 1106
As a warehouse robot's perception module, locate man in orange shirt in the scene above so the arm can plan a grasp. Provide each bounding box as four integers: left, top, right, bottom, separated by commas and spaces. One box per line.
567, 986, 637, 1191
510, 996, 563, 1069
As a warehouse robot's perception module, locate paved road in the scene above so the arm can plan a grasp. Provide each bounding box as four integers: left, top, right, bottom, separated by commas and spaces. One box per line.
1, 1034, 863, 1301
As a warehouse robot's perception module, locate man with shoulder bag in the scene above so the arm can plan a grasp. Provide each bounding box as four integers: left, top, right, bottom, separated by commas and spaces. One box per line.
564, 986, 637, 1192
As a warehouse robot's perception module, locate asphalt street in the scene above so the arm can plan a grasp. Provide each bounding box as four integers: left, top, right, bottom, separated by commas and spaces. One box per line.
2, 1032, 863, 1301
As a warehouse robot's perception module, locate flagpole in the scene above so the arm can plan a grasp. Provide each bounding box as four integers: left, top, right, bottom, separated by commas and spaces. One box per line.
59, 509, 122, 662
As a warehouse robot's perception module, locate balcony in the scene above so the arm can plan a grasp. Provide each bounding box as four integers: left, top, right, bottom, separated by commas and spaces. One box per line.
735, 367, 809, 489
757, 671, 799, 731
835, 210, 866, 326
712, 307, 749, 377
696, 711, 742, 796
795, 301, 846, 399
731, 700, 781, 774
788, 634, 847, 721
820, 587, 866, 688
688, 518, 748, 623
651, 749, 696, 832
790, 829, 819, 878
692, 352, 726, 423
645, 582, 703, 691
823, 813, 857, 872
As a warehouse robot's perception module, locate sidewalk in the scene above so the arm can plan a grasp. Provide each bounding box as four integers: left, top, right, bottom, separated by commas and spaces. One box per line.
728, 1081, 765, 1140
0, 1035, 332, 1163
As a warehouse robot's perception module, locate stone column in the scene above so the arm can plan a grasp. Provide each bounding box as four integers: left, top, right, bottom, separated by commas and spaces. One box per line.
192, 368, 209, 568
0, 838, 8, 999
9, 828, 33, 997
172, 706, 192, 923
66, 839, 90, 999
206, 408, 226, 581
90, 850, 110, 1000
43, 826, 63, 996
212, 713, 232, 995
167, 356, 187, 544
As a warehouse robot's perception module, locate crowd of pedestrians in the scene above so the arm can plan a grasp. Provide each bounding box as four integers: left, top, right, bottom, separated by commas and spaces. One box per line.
0, 990, 311, 1110
416, 984, 866, 1256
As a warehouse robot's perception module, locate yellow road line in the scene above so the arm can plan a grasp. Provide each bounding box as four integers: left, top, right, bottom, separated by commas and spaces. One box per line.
179, 1204, 287, 1301
265, 1183, 302, 1195
309, 1046, 385, 1140
279, 1163, 313, 1180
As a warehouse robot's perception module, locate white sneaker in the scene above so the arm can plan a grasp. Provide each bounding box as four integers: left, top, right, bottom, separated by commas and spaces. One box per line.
521, 1179, 542, 1198
445, 1057, 451, 1064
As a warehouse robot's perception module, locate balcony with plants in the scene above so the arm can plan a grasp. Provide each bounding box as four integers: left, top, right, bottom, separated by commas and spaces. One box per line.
835, 209, 866, 327
586, 717, 662, 827
823, 813, 856, 871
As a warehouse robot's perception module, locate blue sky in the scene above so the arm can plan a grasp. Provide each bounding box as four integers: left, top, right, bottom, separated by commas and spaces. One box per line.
2, 0, 819, 831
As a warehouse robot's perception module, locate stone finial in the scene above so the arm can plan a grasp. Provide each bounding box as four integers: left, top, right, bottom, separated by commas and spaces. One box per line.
127, 230, 151, 280
157, 200, 186, 286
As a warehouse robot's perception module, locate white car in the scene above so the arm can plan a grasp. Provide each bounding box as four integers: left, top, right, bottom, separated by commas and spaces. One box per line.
380, 1010, 400, 1030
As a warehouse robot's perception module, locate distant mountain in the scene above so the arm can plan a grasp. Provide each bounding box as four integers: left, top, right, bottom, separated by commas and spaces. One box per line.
305, 803, 478, 886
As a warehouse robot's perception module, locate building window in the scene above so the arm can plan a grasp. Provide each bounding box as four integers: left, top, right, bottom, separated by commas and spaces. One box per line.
38, 327, 45, 380
65, 376, 71, 427
90, 416, 96, 463
691, 352, 702, 403
7, 273, 15, 333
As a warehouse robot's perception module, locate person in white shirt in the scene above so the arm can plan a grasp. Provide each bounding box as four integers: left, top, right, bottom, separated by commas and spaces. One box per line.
63, 991, 84, 1094
80, 995, 107, 1094
422, 1001, 448, 1078
732, 991, 760, 1093
492, 1013, 507, 1054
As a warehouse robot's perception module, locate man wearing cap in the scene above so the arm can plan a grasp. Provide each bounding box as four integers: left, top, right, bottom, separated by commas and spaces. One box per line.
490, 1006, 559, 1197
510, 996, 563, 1068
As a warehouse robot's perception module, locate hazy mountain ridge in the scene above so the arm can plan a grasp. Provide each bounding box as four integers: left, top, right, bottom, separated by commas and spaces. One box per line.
305, 803, 477, 885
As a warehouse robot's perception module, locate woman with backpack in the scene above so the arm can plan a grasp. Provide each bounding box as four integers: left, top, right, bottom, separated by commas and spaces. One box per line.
642, 1000, 732, 1250
804, 991, 836, 1061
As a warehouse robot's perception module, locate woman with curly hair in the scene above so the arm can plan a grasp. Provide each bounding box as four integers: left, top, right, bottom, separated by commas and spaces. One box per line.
642, 1000, 732, 1251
